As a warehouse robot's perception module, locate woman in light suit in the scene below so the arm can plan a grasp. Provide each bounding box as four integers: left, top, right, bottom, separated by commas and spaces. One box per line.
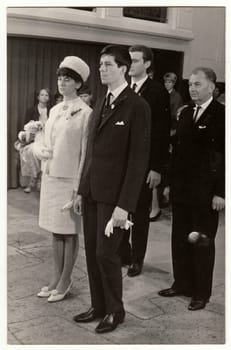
37, 56, 92, 302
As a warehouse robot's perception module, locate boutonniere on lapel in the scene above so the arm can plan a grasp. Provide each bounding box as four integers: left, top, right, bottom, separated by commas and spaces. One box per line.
115, 121, 125, 126
66, 108, 82, 120
198, 125, 207, 129
110, 104, 115, 110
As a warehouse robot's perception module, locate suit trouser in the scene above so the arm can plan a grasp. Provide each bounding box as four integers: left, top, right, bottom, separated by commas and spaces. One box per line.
119, 181, 152, 263
171, 202, 219, 300
82, 195, 125, 315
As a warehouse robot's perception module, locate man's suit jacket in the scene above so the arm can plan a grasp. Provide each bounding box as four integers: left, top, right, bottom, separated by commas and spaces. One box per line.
137, 77, 171, 173
171, 99, 225, 207
78, 86, 151, 213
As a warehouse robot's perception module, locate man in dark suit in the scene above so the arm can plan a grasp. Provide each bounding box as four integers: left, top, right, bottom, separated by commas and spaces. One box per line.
159, 67, 225, 311
119, 45, 170, 277
73, 45, 151, 333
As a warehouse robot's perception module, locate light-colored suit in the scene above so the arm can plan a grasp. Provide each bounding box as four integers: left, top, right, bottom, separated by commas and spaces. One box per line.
43, 97, 92, 190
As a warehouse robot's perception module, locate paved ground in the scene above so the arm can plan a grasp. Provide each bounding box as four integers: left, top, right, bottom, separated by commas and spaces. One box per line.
7, 188, 225, 345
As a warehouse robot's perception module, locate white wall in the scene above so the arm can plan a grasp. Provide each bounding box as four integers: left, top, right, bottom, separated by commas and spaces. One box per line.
183, 7, 225, 80
7, 7, 225, 81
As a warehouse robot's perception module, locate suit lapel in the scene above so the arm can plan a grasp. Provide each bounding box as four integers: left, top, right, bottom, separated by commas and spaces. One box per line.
195, 99, 215, 125
97, 87, 129, 132
137, 77, 149, 96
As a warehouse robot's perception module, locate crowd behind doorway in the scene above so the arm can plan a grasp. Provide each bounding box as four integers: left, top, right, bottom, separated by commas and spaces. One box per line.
8, 36, 184, 188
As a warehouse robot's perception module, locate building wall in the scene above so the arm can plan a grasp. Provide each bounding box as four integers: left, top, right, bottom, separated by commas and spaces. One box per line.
7, 7, 225, 81
183, 7, 225, 80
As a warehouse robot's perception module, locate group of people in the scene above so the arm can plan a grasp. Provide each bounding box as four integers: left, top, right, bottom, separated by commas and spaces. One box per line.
17, 43, 224, 334
16, 85, 92, 193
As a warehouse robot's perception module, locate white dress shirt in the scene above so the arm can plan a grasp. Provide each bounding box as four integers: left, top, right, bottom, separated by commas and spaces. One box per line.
131, 75, 148, 93
194, 96, 213, 122
106, 81, 128, 104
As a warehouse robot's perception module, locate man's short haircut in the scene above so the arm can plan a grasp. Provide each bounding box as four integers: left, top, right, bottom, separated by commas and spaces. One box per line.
191, 67, 217, 83
129, 45, 153, 64
100, 44, 131, 71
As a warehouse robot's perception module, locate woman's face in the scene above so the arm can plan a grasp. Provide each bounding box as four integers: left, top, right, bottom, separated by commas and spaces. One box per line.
164, 79, 175, 92
57, 75, 80, 97
38, 89, 50, 104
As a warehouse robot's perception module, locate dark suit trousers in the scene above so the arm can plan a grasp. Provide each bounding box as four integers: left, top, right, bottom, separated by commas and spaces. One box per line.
120, 181, 152, 263
171, 203, 219, 300
82, 196, 125, 315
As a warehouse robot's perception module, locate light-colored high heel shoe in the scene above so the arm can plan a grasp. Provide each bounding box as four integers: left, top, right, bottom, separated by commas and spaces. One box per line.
37, 286, 53, 298
47, 281, 73, 303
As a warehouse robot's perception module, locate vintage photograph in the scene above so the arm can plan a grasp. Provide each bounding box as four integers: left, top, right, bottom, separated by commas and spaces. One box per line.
5, 5, 226, 346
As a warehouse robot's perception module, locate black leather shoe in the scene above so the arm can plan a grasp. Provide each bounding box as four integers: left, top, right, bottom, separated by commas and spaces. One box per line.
188, 298, 208, 311
95, 311, 125, 334
73, 307, 104, 323
127, 262, 143, 277
158, 287, 186, 297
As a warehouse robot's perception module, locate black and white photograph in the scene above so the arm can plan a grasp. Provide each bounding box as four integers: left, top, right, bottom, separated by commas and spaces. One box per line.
1, 2, 230, 348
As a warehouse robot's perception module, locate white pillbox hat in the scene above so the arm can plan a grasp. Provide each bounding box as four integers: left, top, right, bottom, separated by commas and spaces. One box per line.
59, 56, 90, 82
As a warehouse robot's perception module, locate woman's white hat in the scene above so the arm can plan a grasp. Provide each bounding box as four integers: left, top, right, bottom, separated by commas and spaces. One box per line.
59, 56, 90, 82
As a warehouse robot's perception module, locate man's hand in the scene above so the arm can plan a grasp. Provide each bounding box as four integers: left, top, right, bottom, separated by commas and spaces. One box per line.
163, 186, 170, 203
112, 206, 128, 228
146, 170, 161, 189
73, 194, 82, 215
212, 195, 225, 211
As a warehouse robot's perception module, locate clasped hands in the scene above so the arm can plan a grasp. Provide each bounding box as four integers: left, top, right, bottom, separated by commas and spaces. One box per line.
72, 195, 131, 237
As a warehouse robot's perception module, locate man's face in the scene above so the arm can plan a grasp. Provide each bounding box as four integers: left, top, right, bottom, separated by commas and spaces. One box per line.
129, 51, 150, 78
189, 71, 214, 105
99, 54, 124, 86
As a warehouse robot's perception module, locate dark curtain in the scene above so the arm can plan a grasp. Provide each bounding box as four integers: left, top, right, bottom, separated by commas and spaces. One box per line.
7, 36, 183, 188
7, 37, 105, 188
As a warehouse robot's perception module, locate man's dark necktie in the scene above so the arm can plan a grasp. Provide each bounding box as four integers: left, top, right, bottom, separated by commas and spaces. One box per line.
105, 92, 113, 108
131, 83, 137, 92
193, 105, 201, 122
101, 92, 113, 120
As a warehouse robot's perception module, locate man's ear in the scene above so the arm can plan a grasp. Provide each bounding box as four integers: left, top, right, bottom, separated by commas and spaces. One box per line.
209, 81, 215, 94
120, 65, 127, 75
144, 60, 151, 70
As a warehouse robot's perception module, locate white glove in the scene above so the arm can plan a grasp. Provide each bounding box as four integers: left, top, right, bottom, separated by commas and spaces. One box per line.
105, 218, 133, 237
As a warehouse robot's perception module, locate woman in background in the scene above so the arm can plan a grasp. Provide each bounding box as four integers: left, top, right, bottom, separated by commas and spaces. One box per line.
19, 88, 51, 193
38, 56, 92, 302
163, 72, 183, 136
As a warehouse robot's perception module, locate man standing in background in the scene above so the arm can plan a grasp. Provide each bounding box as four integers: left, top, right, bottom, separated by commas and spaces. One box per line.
120, 45, 170, 277
158, 67, 225, 311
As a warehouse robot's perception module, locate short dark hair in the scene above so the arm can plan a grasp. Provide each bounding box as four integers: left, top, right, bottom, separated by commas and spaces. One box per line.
100, 44, 132, 72
78, 84, 91, 95
56, 67, 83, 85
191, 67, 217, 83
129, 45, 153, 64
